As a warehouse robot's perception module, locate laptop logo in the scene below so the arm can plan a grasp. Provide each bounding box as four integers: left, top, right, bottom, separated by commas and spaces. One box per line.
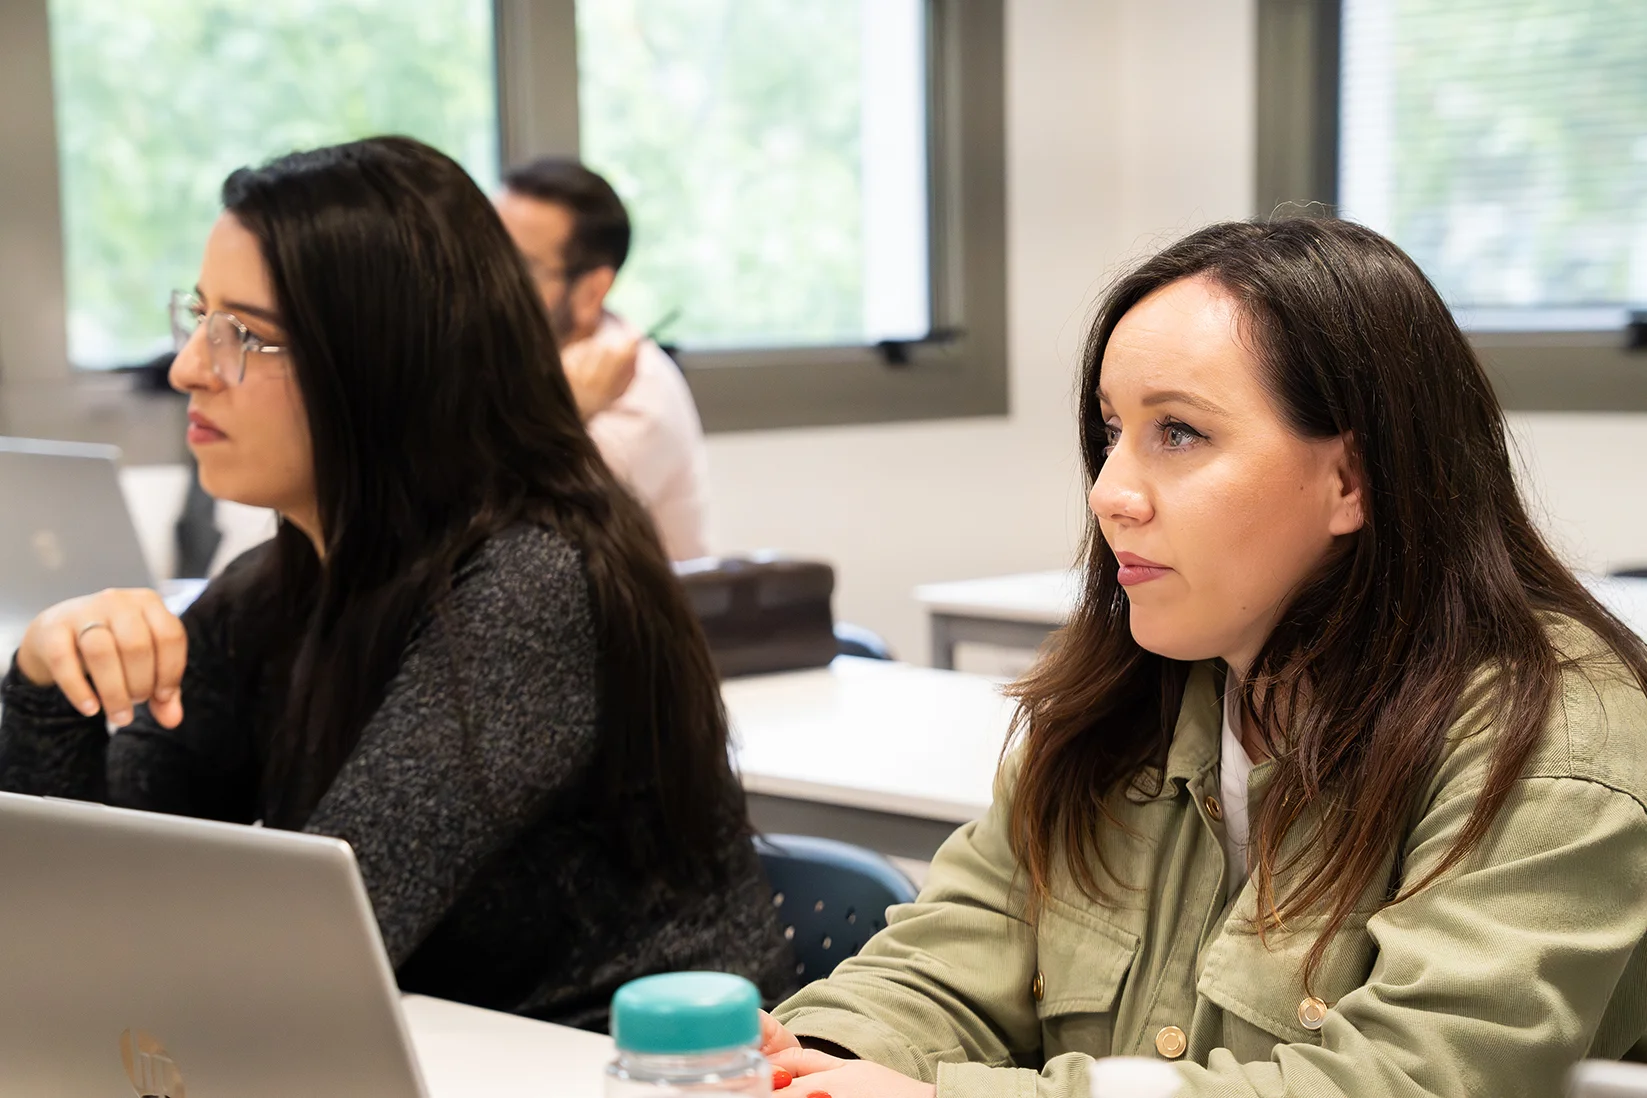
31, 528, 66, 572
120, 1028, 186, 1098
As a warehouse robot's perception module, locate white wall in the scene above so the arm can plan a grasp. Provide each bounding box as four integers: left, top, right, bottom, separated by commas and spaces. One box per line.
704, 0, 1259, 665
1509, 414, 1647, 574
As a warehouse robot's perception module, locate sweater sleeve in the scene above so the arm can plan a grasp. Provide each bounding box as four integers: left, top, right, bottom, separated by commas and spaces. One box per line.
301, 526, 601, 966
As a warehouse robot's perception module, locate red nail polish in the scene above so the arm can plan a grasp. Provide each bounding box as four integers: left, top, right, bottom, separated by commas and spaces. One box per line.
771, 1066, 793, 1090
805, 1091, 832, 1098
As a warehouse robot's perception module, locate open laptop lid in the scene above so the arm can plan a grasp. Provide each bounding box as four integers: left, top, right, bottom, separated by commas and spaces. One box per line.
0, 436, 155, 621
0, 791, 429, 1097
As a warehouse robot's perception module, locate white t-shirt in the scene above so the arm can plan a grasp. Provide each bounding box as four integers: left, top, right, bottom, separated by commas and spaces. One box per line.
582, 313, 712, 561
1219, 688, 1257, 901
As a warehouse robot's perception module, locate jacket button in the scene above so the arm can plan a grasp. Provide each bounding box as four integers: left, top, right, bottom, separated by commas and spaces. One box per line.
1298, 996, 1328, 1031
1203, 795, 1223, 821
1031, 970, 1045, 1002
1154, 1025, 1187, 1059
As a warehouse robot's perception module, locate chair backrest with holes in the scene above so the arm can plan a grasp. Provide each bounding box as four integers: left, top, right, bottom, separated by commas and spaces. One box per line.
755, 834, 919, 984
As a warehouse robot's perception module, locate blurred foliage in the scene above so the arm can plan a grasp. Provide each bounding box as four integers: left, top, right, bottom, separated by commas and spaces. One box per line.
577, 0, 867, 347
1383, 0, 1647, 307
48, 0, 497, 367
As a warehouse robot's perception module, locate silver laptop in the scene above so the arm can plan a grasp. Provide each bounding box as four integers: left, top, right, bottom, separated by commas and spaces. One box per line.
0, 790, 429, 1097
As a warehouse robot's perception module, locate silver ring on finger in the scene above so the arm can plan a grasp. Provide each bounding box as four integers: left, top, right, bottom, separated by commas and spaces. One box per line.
76, 620, 111, 643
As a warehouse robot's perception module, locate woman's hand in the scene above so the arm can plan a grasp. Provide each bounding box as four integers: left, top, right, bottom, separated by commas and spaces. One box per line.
767, 1047, 935, 1098
760, 1010, 803, 1059
15, 589, 187, 729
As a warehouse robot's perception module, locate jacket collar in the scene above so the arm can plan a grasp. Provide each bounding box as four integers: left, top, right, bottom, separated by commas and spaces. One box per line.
1137, 660, 1223, 800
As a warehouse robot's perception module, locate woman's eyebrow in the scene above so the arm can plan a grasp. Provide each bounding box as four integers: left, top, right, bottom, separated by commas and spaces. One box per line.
1140, 388, 1226, 415
220, 298, 284, 327
1095, 386, 1227, 416
195, 284, 285, 329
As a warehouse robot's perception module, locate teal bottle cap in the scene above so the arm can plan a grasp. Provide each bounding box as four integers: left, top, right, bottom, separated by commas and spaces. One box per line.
610, 972, 762, 1055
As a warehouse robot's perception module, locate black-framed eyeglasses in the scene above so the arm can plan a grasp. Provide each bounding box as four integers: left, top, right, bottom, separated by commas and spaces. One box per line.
169, 290, 286, 386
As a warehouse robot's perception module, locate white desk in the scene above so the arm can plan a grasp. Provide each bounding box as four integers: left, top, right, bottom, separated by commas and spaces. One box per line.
725, 657, 1015, 860
914, 570, 1077, 669
915, 568, 1647, 668
404, 994, 611, 1098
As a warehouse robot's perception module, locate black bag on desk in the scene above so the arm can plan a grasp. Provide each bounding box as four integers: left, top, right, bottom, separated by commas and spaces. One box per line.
674, 555, 837, 677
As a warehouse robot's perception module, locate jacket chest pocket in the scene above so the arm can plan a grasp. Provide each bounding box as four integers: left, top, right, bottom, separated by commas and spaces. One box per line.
1196, 912, 1377, 1063
1033, 898, 1142, 1063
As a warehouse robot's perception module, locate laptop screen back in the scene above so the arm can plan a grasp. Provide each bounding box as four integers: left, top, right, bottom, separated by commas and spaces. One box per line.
0, 437, 155, 620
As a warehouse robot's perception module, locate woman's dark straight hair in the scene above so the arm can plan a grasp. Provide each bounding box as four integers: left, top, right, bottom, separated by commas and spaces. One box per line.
1006, 217, 1647, 985
217, 135, 738, 886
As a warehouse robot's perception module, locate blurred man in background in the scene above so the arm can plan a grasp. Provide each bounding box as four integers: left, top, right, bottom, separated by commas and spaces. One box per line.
497, 158, 710, 561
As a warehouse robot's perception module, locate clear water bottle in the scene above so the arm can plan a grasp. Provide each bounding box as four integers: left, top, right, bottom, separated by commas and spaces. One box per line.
1089, 1056, 1183, 1098
606, 972, 772, 1097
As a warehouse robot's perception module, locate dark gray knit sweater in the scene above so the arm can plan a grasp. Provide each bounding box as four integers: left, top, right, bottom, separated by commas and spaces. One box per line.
0, 523, 794, 1029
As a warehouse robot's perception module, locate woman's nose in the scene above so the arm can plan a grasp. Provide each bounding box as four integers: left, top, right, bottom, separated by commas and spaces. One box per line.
1089, 445, 1153, 526
168, 327, 220, 394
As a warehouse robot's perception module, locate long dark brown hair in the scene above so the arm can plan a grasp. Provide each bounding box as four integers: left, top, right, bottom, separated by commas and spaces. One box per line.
1007, 217, 1647, 983
208, 136, 739, 888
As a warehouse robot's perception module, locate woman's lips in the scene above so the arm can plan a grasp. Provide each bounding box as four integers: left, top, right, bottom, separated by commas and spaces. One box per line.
187, 411, 226, 444
1115, 551, 1172, 587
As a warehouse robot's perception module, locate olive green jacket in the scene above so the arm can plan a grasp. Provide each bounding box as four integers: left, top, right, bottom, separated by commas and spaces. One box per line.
776, 629, 1647, 1097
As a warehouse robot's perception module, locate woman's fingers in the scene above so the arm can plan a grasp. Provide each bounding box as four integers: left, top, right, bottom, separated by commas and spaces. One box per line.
759, 1010, 802, 1056
108, 603, 157, 706
140, 597, 188, 727
771, 1061, 937, 1098
766, 1047, 846, 1076
33, 620, 100, 715
75, 620, 134, 726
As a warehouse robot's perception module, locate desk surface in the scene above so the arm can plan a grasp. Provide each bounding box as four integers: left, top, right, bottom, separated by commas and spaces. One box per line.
404, 994, 612, 1098
913, 569, 1077, 625
725, 657, 1015, 824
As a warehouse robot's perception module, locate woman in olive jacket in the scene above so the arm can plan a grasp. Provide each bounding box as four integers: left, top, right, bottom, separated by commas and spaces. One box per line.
760, 218, 1647, 1098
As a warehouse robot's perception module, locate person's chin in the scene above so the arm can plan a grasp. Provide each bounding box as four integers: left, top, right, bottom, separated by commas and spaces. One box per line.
1127, 613, 1213, 663
193, 459, 228, 499
194, 462, 259, 509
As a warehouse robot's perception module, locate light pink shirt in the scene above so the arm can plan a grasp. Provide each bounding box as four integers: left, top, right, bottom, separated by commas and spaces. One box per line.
582, 313, 712, 561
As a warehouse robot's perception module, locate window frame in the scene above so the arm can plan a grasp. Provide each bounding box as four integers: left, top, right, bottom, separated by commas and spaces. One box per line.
496, 0, 1008, 432
0, 0, 1008, 454
1256, 0, 1647, 412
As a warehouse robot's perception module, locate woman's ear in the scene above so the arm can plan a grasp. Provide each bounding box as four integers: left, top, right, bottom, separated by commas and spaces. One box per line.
1326, 432, 1366, 537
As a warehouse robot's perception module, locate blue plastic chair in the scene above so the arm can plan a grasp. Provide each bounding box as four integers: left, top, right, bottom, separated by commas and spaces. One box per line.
833, 622, 894, 661
756, 834, 918, 984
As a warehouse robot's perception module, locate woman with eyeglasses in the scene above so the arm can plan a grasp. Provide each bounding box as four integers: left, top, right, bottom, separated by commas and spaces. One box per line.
0, 135, 793, 1028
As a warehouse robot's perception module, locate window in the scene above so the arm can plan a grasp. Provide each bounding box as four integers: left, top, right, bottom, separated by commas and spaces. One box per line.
1, 0, 1005, 436
1337, 0, 1647, 327
577, 0, 931, 350
1256, 0, 1647, 411
47, 0, 499, 369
